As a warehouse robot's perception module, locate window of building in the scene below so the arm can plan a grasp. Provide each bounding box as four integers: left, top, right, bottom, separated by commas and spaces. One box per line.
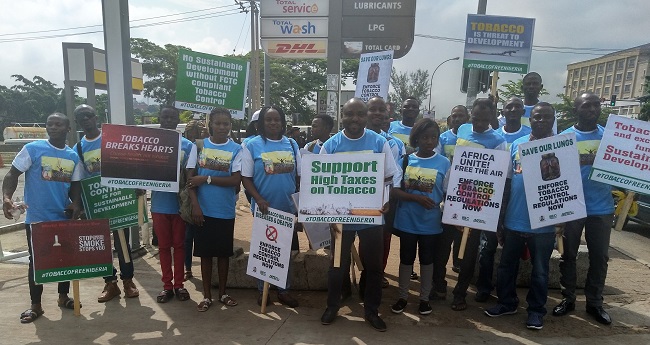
589, 66, 596, 74
628, 57, 636, 68
572, 81, 578, 89
606, 62, 614, 72
604, 86, 610, 95
588, 78, 594, 86
617, 60, 625, 70
626, 71, 634, 80
580, 80, 586, 87
597, 64, 605, 74
581, 67, 588, 75
624, 84, 631, 93
614, 85, 620, 94
616, 73, 623, 82
597, 76, 603, 85
596, 88, 601, 96
605, 75, 612, 84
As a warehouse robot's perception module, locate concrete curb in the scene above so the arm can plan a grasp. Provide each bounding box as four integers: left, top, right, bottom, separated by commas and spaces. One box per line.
0, 222, 24, 235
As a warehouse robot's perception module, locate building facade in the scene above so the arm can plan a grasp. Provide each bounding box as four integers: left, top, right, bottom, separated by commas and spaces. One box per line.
565, 43, 649, 118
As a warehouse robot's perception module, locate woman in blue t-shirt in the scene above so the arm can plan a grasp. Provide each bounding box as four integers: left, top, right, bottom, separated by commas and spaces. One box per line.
187, 108, 242, 311
390, 118, 450, 316
241, 105, 301, 308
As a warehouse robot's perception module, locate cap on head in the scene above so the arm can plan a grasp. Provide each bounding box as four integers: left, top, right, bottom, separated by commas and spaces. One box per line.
250, 109, 261, 123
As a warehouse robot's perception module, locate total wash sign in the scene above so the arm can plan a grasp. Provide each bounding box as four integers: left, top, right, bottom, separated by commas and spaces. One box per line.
272, 19, 317, 34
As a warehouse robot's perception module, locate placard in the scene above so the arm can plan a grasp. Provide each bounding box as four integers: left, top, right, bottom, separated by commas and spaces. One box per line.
298, 153, 385, 224
101, 124, 181, 192
442, 146, 509, 231
354, 51, 393, 102
591, 115, 650, 195
80, 176, 144, 230
31, 219, 112, 284
246, 206, 295, 289
519, 133, 587, 228
291, 192, 331, 249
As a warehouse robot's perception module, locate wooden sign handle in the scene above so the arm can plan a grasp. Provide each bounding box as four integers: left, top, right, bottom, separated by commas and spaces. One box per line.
556, 233, 564, 255
351, 243, 363, 271
73, 280, 81, 316
458, 227, 470, 260
260, 281, 270, 314
116, 229, 131, 264
333, 224, 342, 268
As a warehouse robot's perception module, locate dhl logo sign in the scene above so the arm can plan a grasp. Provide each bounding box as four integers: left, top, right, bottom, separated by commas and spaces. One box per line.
262, 39, 327, 58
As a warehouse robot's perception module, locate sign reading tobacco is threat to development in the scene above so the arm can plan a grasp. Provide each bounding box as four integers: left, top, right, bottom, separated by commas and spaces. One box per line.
298, 153, 385, 225
101, 124, 181, 192
442, 147, 509, 231
519, 133, 587, 228
80, 175, 144, 230
174, 48, 249, 119
590, 115, 650, 195
31, 219, 113, 284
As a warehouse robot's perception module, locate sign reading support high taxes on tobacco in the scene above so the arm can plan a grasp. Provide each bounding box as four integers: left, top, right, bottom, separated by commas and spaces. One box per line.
463, 14, 535, 73
246, 205, 295, 289
31, 219, 113, 284
80, 176, 144, 230
298, 153, 385, 224
519, 133, 586, 228
175, 49, 249, 119
590, 115, 650, 195
442, 147, 509, 231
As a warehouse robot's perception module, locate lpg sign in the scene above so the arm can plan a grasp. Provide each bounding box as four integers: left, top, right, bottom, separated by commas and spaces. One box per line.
262, 39, 327, 58
260, 0, 330, 17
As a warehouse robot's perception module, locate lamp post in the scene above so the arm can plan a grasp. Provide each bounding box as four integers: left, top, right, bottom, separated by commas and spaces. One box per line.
427, 57, 460, 112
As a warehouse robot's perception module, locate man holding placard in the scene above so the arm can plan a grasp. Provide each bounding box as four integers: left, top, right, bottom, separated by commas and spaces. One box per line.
319, 98, 399, 332
484, 103, 557, 330
554, 93, 615, 325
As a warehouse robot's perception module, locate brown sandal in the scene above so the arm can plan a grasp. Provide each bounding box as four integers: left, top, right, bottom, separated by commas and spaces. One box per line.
20, 308, 44, 323
175, 288, 190, 301
156, 289, 174, 303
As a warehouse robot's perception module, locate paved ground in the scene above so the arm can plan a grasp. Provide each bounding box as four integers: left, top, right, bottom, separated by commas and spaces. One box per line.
0, 165, 649, 344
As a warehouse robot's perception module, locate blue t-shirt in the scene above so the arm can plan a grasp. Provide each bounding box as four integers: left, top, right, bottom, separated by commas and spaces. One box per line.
73, 133, 102, 178
504, 136, 555, 233
321, 129, 398, 231
151, 137, 195, 214
436, 129, 459, 163
561, 125, 614, 215
196, 138, 242, 219
497, 125, 532, 150
380, 130, 406, 163
304, 139, 324, 154
388, 120, 415, 154
241, 136, 299, 214
12, 140, 81, 224
394, 153, 450, 235
456, 124, 507, 150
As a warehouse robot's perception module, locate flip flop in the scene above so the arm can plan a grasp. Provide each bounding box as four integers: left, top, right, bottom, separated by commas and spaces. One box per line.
20, 308, 44, 323
197, 298, 212, 312
157, 289, 174, 303
58, 298, 81, 310
174, 288, 190, 302
219, 294, 238, 307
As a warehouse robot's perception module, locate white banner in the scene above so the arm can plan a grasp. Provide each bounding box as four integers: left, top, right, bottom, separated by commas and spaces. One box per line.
590, 115, 650, 195
298, 153, 385, 224
260, 0, 330, 17
355, 50, 393, 102
246, 206, 295, 289
442, 146, 509, 231
519, 133, 587, 228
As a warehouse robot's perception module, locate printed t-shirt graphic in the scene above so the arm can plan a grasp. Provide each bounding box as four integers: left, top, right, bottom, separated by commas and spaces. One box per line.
404, 166, 437, 193
261, 151, 295, 175
41, 156, 75, 182
200, 148, 234, 172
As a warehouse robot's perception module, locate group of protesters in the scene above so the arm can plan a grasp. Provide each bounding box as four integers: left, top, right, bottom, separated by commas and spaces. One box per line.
2, 71, 614, 332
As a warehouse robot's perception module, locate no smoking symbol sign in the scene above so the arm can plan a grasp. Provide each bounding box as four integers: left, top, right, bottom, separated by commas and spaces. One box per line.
265, 225, 278, 243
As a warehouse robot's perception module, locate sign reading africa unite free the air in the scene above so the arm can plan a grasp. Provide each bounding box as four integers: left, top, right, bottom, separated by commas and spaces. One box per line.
174, 49, 249, 119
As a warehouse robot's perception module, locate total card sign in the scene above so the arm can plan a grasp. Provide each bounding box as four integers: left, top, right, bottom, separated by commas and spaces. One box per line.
442, 146, 509, 231
519, 133, 586, 228
590, 115, 650, 195
246, 206, 295, 289
298, 153, 385, 224
355, 50, 393, 102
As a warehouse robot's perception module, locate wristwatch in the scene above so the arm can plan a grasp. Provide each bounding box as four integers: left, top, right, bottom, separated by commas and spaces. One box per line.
206, 175, 211, 185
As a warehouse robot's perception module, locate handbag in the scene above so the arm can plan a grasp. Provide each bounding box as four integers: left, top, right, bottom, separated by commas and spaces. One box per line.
384, 154, 409, 234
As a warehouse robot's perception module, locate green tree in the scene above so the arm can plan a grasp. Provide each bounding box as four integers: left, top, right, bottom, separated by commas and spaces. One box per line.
498, 77, 549, 100
388, 68, 429, 106
554, 93, 611, 132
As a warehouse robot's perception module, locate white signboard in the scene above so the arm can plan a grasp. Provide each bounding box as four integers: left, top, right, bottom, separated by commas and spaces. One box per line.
246, 206, 295, 289
298, 153, 385, 224
354, 50, 393, 102
590, 115, 650, 195
261, 18, 328, 38
260, 0, 330, 17
442, 146, 509, 231
291, 192, 331, 249
261, 39, 327, 58
519, 133, 587, 228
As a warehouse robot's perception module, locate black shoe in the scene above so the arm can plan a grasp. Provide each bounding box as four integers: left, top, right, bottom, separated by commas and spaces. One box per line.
552, 299, 575, 316
586, 305, 612, 325
474, 291, 490, 303
365, 313, 387, 332
419, 300, 432, 315
410, 271, 418, 280
321, 308, 338, 325
391, 298, 407, 314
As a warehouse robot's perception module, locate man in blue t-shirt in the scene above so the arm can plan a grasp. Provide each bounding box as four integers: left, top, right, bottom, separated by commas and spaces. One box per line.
497, 97, 532, 150
553, 93, 614, 325
2, 113, 83, 323
304, 114, 334, 154
388, 96, 420, 155
73, 104, 140, 303
319, 98, 399, 332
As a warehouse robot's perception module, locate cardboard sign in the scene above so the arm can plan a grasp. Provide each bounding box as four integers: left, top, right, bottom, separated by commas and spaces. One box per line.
291, 192, 331, 249
355, 50, 393, 102
246, 206, 295, 289
519, 133, 587, 228
442, 146, 509, 231
80, 176, 145, 230
31, 219, 112, 284
101, 124, 181, 192
591, 115, 650, 195
298, 153, 385, 225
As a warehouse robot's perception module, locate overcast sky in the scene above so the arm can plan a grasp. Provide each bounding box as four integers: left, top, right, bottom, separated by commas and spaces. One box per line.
1, 0, 649, 118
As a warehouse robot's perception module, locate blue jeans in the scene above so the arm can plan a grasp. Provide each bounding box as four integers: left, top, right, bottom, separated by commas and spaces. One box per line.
184, 223, 194, 271
496, 229, 555, 316
559, 214, 613, 307
476, 230, 498, 294
104, 228, 134, 283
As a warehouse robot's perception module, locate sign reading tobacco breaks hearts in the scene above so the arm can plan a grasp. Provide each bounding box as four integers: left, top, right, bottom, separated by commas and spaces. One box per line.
442, 146, 510, 231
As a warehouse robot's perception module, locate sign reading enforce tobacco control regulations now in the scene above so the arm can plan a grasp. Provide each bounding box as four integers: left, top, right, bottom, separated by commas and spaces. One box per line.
519, 133, 586, 228
175, 49, 249, 119
442, 147, 509, 231
298, 153, 385, 225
